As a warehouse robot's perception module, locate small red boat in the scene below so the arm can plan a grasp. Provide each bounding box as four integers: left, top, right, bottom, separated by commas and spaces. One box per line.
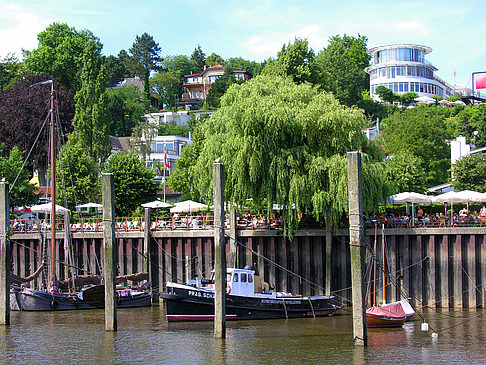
366, 302, 407, 327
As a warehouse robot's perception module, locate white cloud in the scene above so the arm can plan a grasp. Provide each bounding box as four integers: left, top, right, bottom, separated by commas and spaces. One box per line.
0, 1, 52, 57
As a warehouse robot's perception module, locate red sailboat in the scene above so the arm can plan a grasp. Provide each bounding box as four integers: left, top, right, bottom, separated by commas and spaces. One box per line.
366, 224, 407, 327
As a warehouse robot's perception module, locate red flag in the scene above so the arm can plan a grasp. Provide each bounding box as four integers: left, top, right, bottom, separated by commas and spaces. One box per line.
476, 73, 486, 90
164, 148, 170, 169
454, 70, 456, 77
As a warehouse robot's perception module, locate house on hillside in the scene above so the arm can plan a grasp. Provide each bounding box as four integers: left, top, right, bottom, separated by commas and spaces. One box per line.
181, 65, 251, 110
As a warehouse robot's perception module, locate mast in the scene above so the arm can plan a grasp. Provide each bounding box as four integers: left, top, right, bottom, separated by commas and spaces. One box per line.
49, 80, 56, 285
382, 224, 385, 305
373, 223, 377, 307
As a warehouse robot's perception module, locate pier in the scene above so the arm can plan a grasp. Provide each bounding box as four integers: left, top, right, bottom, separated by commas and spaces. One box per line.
9, 225, 486, 309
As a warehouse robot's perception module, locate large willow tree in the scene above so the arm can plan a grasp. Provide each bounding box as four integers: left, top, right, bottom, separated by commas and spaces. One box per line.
188, 75, 388, 236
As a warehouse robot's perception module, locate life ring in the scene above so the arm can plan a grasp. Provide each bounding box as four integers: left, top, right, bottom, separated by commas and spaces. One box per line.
50, 300, 59, 309
226, 284, 231, 295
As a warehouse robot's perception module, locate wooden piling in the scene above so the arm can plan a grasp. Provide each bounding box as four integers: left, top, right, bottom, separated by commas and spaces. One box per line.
427, 235, 436, 308
102, 173, 117, 332
325, 221, 332, 296
229, 208, 237, 268
467, 234, 477, 308
213, 163, 226, 339
440, 235, 450, 308
347, 152, 367, 346
143, 208, 150, 273
0, 182, 10, 325
453, 234, 463, 308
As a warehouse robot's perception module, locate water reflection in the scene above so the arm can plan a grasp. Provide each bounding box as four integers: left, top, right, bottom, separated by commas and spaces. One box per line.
1, 308, 486, 364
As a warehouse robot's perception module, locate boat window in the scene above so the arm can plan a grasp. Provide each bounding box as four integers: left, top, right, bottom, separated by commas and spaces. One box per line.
233, 273, 238, 282
248, 274, 253, 283
226, 273, 231, 283
241, 273, 247, 282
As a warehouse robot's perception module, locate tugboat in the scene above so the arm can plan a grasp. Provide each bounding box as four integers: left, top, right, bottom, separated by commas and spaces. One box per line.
161, 266, 342, 321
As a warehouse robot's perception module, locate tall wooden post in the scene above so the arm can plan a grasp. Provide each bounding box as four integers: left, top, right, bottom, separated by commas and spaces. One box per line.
143, 208, 151, 273
63, 211, 71, 283
213, 163, 226, 339
229, 208, 237, 268
325, 219, 332, 296
347, 152, 367, 346
0, 182, 10, 325
102, 174, 117, 332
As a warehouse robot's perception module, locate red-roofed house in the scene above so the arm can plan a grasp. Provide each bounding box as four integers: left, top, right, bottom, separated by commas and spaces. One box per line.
181, 65, 250, 109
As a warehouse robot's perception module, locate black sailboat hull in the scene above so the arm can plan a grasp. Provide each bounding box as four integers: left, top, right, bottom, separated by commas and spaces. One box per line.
161, 286, 342, 321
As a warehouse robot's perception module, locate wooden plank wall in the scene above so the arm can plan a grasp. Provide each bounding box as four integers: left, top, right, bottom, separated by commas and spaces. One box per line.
8, 229, 486, 308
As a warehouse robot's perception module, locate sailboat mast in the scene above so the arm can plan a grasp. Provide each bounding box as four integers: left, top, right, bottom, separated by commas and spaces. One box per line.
49, 80, 56, 285
382, 223, 385, 305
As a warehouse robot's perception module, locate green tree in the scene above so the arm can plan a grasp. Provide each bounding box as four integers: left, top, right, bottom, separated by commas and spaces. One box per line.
224, 57, 263, 76
158, 121, 189, 138
400, 92, 418, 106
456, 104, 486, 148
0, 144, 38, 207
72, 44, 111, 163
129, 121, 156, 161
384, 152, 426, 193
106, 85, 145, 137
57, 137, 101, 209
0, 53, 22, 90
381, 105, 451, 186
375, 85, 398, 104
179, 75, 387, 237
263, 38, 315, 84
191, 45, 206, 71
128, 33, 162, 103
150, 71, 180, 109
103, 151, 158, 216
452, 154, 486, 192
314, 34, 369, 107
205, 67, 242, 108
23, 22, 103, 92
205, 53, 224, 67
103, 53, 130, 87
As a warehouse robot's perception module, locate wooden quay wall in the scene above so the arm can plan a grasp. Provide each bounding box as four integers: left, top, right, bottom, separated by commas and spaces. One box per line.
9, 227, 486, 308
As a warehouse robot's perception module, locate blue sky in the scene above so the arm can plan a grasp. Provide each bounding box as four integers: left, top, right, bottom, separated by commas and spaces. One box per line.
1, 0, 485, 89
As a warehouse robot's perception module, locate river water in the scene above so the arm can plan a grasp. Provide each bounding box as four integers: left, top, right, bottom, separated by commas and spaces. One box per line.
1, 305, 485, 364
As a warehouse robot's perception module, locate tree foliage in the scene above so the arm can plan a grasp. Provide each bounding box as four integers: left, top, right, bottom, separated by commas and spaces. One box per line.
0, 53, 22, 90
452, 154, 486, 192
314, 34, 369, 107
103, 53, 131, 87
206, 53, 224, 67
205, 67, 243, 108
57, 137, 101, 210
456, 104, 486, 148
263, 38, 315, 84
103, 151, 158, 216
224, 57, 263, 76
191, 45, 206, 71
384, 152, 426, 193
72, 45, 111, 163
106, 85, 145, 137
0, 144, 38, 207
150, 71, 180, 109
22, 23, 103, 92
0, 73, 74, 180
176, 75, 388, 237
380, 105, 451, 186
128, 33, 162, 102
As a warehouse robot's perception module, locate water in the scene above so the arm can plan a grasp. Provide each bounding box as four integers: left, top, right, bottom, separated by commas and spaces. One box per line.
1, 305, 485, 364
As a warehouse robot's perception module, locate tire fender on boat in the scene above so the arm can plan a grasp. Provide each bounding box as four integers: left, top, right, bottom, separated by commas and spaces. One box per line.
226, 284, 231, 295
50, 300, 59, 309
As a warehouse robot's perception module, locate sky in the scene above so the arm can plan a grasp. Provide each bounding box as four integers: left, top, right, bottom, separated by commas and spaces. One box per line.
1, 0, 485, 90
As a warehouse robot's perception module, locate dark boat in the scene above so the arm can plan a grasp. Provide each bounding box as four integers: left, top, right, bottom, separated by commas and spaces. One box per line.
79, 285, 152, 308
10, 284, 151, 311
161, 267, 342, 322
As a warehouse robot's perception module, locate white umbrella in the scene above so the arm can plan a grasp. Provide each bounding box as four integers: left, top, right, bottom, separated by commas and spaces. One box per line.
415, 96, 436, 104
142, 200, 172, 209
433, 190, 486, 218
76, 202, 103, 209
30, 203, 69, 213
170, 200, 208, 213
388, 192, 433, 225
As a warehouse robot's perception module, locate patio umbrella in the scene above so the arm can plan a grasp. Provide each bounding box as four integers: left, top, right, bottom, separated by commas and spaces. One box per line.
433, 190, 486, 218
388, 192, 433, 225
170, 200, 208, 213
76, 202, 103, 210
142, 200, 172, 209
30, 203, 69, 214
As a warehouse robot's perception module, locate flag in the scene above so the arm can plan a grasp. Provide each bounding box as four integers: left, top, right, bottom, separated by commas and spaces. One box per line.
164, 148, 170, 169
476, 73, 486, 90
454, 70, 456, 77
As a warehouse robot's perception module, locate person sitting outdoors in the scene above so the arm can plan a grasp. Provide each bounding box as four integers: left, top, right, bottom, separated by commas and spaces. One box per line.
480, 205, 486, 218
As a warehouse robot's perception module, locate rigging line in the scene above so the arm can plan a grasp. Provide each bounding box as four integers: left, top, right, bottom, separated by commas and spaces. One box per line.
10, 239, 92, 274
9, 111, 50, 193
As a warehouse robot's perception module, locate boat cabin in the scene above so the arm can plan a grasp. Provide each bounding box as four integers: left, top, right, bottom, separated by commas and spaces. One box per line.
227, 268, 256, 296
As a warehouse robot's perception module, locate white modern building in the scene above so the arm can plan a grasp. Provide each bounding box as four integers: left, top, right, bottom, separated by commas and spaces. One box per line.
365, 44, 455, 100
